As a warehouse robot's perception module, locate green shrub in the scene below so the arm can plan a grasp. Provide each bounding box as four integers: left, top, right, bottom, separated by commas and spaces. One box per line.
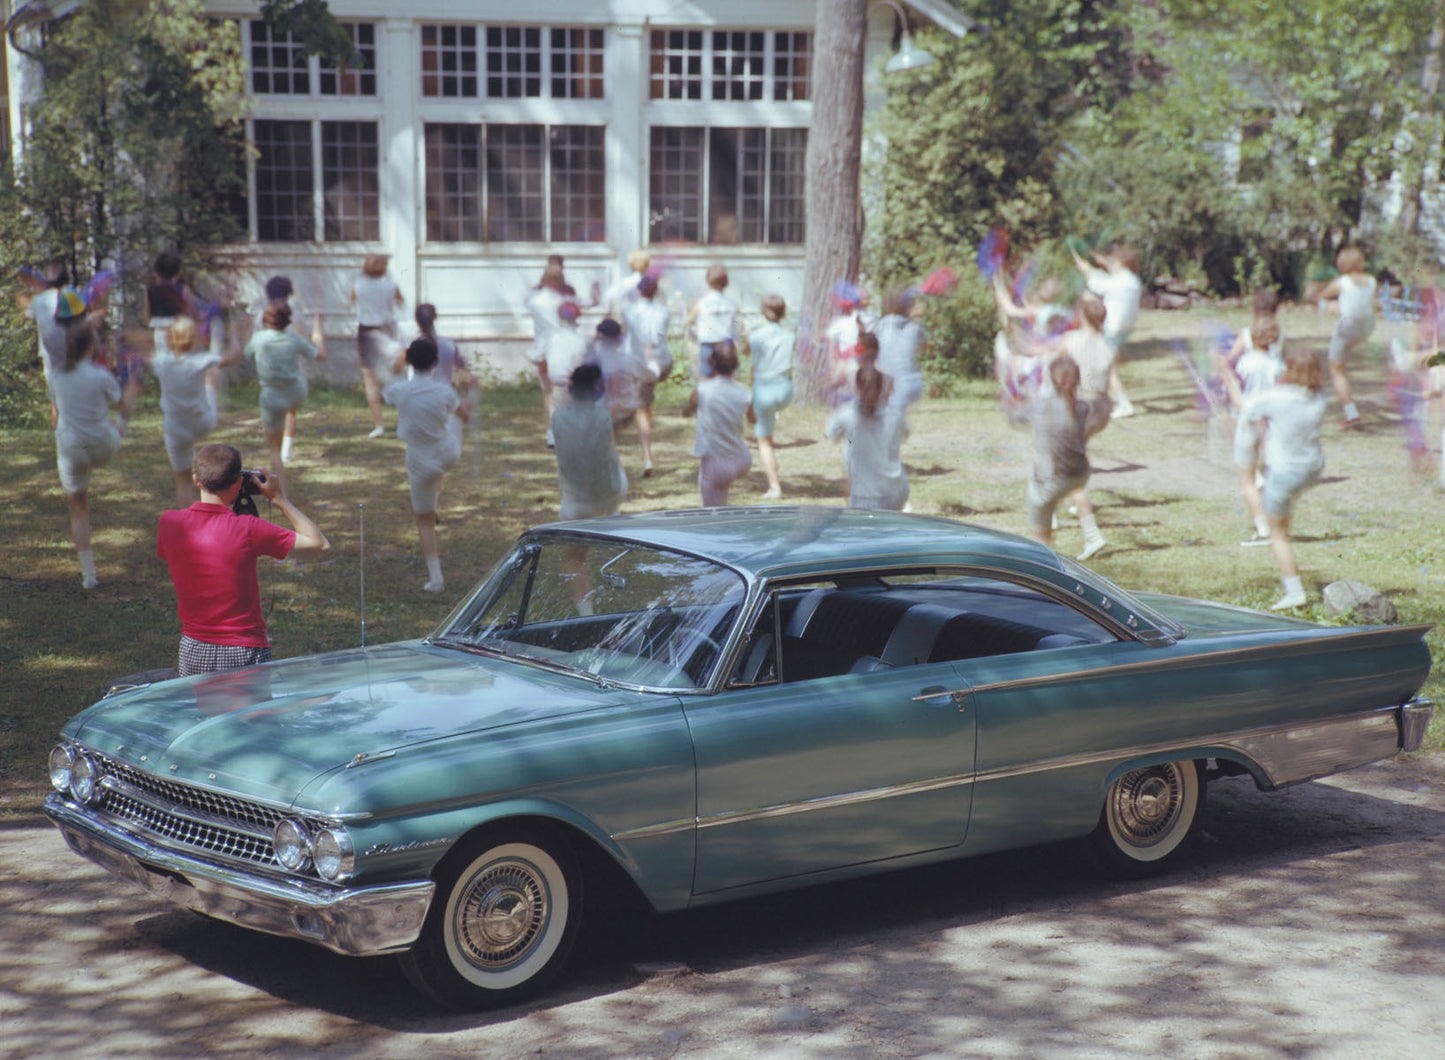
914, 268, 1000, 395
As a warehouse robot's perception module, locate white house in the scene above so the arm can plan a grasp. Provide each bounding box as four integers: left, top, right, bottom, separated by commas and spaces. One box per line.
6, 0, 971, 371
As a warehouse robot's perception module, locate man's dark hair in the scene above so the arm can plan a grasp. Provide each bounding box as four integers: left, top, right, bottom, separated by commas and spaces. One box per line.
154, 251, 183, 281
569, 362, 603, 399
707, 339, 739, 377
596, 317, 622, 340
265, 274, 294, 302
406, 337, 439, 371
262, 302, 292, 331
194, 444, 242, 493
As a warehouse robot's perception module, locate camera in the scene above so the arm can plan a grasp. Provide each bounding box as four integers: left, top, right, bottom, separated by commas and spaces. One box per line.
232, 468, 267, 516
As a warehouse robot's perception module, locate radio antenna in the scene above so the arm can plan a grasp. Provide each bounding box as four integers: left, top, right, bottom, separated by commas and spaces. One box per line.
359, 502, 367, 649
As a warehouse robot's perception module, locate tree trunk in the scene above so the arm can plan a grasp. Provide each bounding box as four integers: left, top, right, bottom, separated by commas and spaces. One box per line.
800, 0, 867, 401
1399, 8, 1445, 237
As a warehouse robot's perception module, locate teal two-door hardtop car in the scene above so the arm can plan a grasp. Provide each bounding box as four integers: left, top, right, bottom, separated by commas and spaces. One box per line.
46, 508, 1434, 1008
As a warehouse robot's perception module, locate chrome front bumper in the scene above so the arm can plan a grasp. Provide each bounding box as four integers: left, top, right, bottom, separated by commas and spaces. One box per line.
45, 795, 434, 957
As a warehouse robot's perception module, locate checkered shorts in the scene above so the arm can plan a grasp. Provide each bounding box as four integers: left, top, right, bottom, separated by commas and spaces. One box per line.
178, 635, 272, 677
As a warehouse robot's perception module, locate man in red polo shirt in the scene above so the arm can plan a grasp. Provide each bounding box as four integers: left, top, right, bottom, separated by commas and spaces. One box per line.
158, 443, 331, 676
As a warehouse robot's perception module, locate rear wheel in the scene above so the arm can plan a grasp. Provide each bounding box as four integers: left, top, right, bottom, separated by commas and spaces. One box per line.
400, 825, 583, 1009
1090, 760, 1204, 877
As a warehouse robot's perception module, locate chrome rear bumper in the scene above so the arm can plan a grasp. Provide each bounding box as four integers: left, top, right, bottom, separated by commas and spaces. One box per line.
1400, 698, 1435, 753
45, 795, 434, 957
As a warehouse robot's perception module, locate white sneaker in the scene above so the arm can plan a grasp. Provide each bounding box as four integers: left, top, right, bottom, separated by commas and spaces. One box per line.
762, 486, 783, 500
1077, 538, 1106, 561
81, 575, 99, 590
1270, 590, 1307, 610
1240, 532, 1271, 547
422, 579, 445, 593
368, 426, 386, 439
1112, 400, 1136, 419
280, 437, 294, 464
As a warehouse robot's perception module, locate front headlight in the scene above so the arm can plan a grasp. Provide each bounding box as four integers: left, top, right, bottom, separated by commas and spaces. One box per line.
273, 819, 312, 872
69, 754, 101, 804
49, 745, 75, 793
312, 827, 355, 881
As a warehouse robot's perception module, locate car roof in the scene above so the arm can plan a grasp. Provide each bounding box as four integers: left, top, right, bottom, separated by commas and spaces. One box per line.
536, 506, 1064, 579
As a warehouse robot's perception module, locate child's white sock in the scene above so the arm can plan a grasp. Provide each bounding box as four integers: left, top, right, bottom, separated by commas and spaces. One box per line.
281, 434, 294, 463
423, 557, 444, 592
1342, 401, 1359, 422
1282, 575, 1303, 596
1254, 514, 1270, 538
79, 550, 98, 589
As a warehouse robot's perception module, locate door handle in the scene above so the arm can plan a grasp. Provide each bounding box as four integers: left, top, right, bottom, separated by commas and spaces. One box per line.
913, 686, 969, 711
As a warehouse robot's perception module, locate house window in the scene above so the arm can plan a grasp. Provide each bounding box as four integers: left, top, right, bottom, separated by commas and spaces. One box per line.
250, 21, 309, 94
322, 122, 380, 241
651, 30, 811, 101
253, 119, 380, 243
773, 32, 812, 101
486, 26, 542, 98
648, 127, 807, 245
551, 27, 605, 100
712, 31, 766, 101
250, 21, 376, 96
421, 25, 605, 99
421, 24, 479, 98
424, 123, 606, 243
319, 22, 377, 96
254, 120, 314, 241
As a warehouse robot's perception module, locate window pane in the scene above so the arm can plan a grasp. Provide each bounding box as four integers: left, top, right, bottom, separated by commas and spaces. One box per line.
486, 124, 544, 241
769, 128, 808, 244
550, 126, 605, 242
650, 29, 703, 100
648, 126, 704, 242
322, 122, 379, 241
254, 120, 314, 242
486, 26, 542, 98
424, 123, 482, 242
421, 24, 478, 98
320, 22, 377, 96
773, 32, 812, 101
711, 30, 766, 101
550, 27, 604, 99
250, 20, 309, 95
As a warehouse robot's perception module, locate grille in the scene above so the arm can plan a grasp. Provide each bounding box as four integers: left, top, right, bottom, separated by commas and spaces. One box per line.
104, 758, 285, 832
101, 788, 276, 865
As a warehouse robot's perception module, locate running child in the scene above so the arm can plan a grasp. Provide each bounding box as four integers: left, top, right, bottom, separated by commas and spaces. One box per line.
623, 274, 671, 477
1072, 242, 1142, 417
384, 337, 470, 593
693, 341, 753, 507
683, 264, 739, 413
1024, 355, 1092, 552
1236, 347, 1329, 610
824, 360, 910, 511
244, 303, 327, 497
153, 316, 242, 504
1315, 246, 1376, 427
552, 363, 628, 520
748, 294, 795, 499
350, 253, 404, 438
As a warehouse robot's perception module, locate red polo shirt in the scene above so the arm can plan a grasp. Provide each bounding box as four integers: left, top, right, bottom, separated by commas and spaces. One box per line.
157, 503, 296, 648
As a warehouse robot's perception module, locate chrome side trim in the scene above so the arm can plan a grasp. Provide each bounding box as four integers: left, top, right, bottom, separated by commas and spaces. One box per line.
611, 703, 1422, 841
918, 625, 1433, 698
46, 795, 433, 957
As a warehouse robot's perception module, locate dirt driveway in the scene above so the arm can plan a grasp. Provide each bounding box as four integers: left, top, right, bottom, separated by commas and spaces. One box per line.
2, 753, 1442, 1060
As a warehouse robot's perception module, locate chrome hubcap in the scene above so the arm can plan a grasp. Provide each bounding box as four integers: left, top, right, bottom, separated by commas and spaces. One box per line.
455, 859, 548, 969
1111, 765, 1183, 845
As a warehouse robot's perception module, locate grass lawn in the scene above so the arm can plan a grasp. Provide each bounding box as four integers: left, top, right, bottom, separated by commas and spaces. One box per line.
1, 306, 1440, 816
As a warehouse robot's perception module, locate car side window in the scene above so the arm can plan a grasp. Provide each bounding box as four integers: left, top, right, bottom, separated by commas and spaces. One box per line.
737, 571, 1117, 685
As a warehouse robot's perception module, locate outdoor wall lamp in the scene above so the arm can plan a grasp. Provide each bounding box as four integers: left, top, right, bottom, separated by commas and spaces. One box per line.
874, 0, 938, 73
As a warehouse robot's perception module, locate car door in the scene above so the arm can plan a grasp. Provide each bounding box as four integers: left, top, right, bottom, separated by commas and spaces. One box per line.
683, 582, 978, 897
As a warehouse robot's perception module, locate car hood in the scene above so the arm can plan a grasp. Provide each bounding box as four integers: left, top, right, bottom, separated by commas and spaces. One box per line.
66, 641, 633, 806
1134, 592, 1317, 635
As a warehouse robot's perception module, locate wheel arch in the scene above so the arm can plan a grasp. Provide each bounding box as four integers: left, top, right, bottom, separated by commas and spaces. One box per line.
1100, 748, 1270, 795
426, 802, 660, 916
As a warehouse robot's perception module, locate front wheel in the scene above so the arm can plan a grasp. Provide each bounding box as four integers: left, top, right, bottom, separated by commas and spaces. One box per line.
1090, 760, 1204, 877
400, 825, 583, 1009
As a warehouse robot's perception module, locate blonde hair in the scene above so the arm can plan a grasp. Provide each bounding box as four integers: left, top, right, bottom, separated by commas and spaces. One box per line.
362, 254, 390, 278
1281, 346, 1323, 391
627, 249, 651, 273
761, 294, 786, 322
167, 316, 198, 354
1336, 246, 1366, 273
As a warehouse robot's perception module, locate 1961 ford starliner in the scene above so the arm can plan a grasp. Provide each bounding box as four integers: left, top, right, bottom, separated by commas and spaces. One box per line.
45, 508, 1433, 1008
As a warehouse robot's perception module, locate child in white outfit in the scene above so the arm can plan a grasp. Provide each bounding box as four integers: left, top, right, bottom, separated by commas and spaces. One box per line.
152, 316, 240, 504
1315, 246, 1376, 426
693, 342, 753, 506
384, 337, 470, 592
553, 363, 628, 520
351, 253, 404, 438
825, 361, 910, 511
1236, 347, 1328, 610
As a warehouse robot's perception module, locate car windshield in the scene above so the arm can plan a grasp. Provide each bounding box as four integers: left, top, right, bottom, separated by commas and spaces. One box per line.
435, 534, 748, 689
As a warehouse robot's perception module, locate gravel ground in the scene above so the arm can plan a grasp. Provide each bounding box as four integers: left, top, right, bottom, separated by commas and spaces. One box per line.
2, 752, 1442, 1060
